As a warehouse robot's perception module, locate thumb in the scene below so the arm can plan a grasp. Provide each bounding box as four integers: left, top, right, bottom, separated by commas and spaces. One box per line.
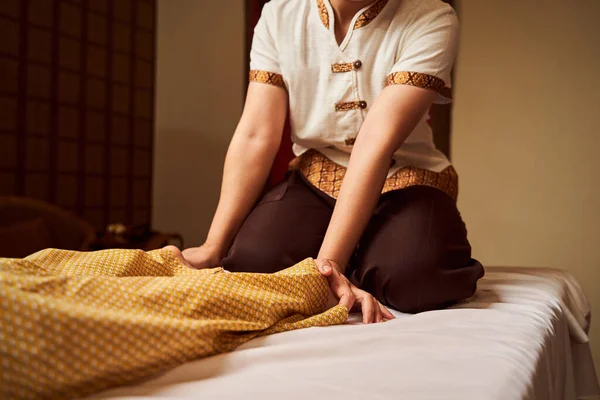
314, 258, 334, 277
166, 245, 193, 269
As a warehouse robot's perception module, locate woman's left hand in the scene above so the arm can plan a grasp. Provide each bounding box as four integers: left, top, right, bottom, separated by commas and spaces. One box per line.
314, 258, 395, 324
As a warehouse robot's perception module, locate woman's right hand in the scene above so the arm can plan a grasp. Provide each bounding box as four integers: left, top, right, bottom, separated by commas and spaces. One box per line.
181, 243, 223, 270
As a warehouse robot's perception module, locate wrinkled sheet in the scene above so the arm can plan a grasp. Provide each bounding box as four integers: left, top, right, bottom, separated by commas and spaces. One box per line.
90, 267, 600, 400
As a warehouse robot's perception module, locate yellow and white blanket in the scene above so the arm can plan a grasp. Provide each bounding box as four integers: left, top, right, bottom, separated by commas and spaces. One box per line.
0, 249, 348, 399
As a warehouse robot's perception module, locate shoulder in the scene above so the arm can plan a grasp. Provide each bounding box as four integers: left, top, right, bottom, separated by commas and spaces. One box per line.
261, 0, 312, 21
258, 0, 313, 48
393, 0, 457, 30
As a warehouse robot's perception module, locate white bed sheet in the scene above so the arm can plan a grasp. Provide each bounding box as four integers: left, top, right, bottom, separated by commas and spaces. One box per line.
90, 267, 600, 400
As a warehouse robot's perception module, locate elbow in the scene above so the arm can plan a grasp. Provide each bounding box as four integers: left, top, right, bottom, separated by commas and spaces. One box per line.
354, 132, 398, 161
235, 127, 282, 155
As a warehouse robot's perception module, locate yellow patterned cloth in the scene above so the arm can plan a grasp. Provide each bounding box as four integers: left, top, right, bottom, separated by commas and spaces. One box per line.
0, 248, 348, 400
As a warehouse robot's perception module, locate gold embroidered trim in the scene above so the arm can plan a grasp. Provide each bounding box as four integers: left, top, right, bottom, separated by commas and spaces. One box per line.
354, 0, 389, 29
317, 0, 387, 30
317, 0, 329, 29
289, 149, 458, 200
331, 63, 354, 73
386, 71, 452, 99
331, 61, 364, 73
249, 70, 286, 89
335, 101, 365, 112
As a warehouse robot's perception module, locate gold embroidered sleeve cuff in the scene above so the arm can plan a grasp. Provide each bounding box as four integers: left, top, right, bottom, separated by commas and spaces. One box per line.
385, 71, 452, 100
249, 70, 286, 89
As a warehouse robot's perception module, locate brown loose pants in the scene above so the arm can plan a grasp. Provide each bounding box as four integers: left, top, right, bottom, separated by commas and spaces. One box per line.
222, 170, 484, 313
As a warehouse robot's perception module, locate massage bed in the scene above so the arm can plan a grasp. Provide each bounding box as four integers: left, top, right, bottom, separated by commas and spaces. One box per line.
89, 266, 600, 400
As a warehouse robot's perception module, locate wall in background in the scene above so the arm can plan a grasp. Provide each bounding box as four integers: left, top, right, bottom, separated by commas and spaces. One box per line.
153, 0, 245, 246
0, 0, 156, 230
453, 0, 600, 379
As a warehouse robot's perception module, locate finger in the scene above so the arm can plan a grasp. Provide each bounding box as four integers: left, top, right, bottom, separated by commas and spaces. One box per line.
338, 291, 354, 311
326, 268, 349, 297
375, 303, 383, 323
321, 264, 355, 310
332, 282, 355, 310
329, 274, 355, 310
379, 303, 395, 320
314, 259, 334, 277
361, 296, 376, 324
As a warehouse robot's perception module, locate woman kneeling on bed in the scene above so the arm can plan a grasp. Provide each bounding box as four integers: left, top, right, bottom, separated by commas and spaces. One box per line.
179, 0, 484, 323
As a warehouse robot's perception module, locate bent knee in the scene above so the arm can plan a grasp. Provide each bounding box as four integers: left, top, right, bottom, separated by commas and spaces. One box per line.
222, 235, 308, 274
376, 256, 482, 313
222, 241, 280, 273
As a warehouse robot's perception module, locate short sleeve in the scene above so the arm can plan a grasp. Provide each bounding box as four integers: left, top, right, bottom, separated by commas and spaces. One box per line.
249, 3, 286, 89
386, 5, 458, 104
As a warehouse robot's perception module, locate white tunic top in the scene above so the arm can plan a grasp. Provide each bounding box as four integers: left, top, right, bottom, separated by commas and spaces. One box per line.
249, 0, 458, 176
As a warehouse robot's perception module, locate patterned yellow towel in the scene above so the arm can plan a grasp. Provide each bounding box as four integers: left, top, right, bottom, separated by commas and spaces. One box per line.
0, 248, 348, 399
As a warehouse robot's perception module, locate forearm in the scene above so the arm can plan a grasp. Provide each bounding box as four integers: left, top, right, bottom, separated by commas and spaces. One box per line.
317, 138, 391, 270
192, 82, 287, 260
205, 127, 281, 259
318, 86, 436, 270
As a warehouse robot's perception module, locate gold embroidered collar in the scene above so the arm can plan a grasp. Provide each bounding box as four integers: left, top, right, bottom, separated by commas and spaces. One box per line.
317, 0, 389, 30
